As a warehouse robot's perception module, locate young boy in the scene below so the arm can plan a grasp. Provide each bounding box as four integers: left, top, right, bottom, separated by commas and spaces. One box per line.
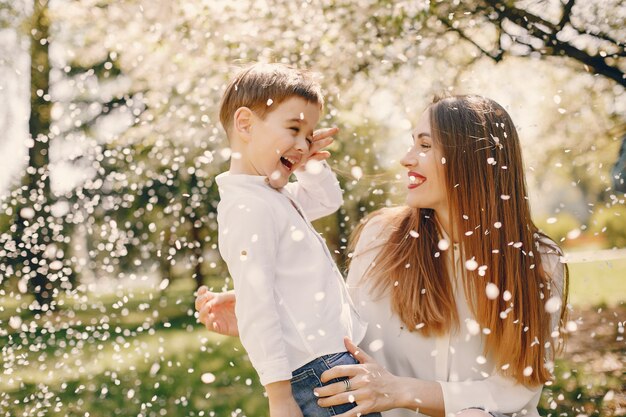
213, 63, 379, 417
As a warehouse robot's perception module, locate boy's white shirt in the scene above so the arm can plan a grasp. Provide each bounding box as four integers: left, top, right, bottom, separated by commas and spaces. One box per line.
216, 162, 367, 386
348, 212, 566, 417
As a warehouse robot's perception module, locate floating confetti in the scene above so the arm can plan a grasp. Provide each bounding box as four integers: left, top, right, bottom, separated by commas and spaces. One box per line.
486, 283, 499, 299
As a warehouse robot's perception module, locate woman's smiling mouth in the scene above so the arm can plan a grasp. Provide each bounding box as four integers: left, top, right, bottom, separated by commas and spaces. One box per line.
408, 171, 427, 189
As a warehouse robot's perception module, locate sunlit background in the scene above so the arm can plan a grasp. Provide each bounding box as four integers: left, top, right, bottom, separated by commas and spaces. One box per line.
0, 0, 624, 416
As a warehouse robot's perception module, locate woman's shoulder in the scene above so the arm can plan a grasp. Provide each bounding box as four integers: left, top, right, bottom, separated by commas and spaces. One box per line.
534, 233, 566, 292
535, 234, 564, 262
353, 206, 408, 254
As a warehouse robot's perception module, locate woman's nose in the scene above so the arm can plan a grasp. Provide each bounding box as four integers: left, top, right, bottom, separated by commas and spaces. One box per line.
400, 149, 417, 168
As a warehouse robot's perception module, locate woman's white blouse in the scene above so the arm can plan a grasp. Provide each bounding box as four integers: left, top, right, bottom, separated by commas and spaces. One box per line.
347, 213, 565, 417
216, 164, 367, 386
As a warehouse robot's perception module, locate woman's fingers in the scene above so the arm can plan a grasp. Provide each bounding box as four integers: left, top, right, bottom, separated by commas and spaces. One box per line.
317, 389, 359, 408
314, 378, 349, 399
344, 337, 374, 364
319, 364, 361, 385
334, 404, 368, 417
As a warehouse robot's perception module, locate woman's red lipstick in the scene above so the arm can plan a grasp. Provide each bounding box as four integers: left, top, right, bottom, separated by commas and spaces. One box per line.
408, 171, 427, 189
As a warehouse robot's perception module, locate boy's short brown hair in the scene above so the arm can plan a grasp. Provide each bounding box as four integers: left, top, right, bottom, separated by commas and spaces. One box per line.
219, 63, 324, 137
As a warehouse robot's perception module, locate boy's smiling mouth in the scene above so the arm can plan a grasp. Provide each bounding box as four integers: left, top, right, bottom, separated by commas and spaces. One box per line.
280, 155, 300, 171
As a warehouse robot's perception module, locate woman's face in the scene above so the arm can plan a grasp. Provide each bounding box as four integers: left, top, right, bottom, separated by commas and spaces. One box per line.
400, 109, 448, 213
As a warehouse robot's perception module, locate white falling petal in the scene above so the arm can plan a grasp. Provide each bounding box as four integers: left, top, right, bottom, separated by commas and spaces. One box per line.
305, 159, 324, 174
544, 296, 562, 314
369, 339, 384, 352
437, 239, 450, 250
19, 207, 35, 219
8, 316, 22, 330
351, 166, 363, 180
220, 148, 232, 160
465, 258, 478, 271
485, 283, 499, 299
465, 319, 480, 335
291, 230, 305, 242
201, 373, 216, 384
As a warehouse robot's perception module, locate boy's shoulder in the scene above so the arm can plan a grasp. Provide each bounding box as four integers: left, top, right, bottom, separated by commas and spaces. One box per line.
217, 192, 288, 228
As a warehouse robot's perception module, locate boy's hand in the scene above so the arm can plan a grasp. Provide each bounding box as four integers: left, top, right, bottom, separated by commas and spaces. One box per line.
195, 287, 239, 337
305, 127, 339, 163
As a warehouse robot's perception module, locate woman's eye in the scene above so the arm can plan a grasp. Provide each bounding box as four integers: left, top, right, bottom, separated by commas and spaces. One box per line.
420, 143, 432, 150
290, 127, 300, 133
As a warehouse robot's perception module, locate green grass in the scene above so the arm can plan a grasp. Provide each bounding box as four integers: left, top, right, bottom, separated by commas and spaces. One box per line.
1, 258, 624, 417
568, 258, 626, 308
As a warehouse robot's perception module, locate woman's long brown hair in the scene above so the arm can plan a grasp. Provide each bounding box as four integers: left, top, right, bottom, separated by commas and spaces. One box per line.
351, 94, 569, 386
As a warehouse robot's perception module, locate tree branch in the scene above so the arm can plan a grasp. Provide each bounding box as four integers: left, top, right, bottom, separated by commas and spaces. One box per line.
557, 0, 576, 30
485, 0, 625, 87
440, 16, 504, 62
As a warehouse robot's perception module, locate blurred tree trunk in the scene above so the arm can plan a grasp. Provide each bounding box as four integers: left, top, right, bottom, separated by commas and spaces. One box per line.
15, 0, 54, 311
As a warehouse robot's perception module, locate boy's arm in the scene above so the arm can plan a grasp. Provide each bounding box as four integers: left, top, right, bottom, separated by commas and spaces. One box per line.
286, 161, 343, 221
219, 198, 292, 386
266, 381, 304, 417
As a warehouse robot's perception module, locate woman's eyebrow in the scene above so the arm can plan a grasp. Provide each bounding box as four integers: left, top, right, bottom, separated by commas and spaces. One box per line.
417, 133, 431, 139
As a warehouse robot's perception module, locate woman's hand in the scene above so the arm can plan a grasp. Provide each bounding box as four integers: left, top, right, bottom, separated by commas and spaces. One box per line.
195, 286, 239, 337
313, 337, 401, 416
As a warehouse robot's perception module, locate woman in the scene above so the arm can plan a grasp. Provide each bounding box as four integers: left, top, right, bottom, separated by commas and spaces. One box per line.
196, 94, 568, 417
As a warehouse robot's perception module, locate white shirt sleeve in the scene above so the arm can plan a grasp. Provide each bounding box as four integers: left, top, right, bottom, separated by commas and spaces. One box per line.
285, 162, 343, 221
218, 197, 292, 386
346, 213, 392, 305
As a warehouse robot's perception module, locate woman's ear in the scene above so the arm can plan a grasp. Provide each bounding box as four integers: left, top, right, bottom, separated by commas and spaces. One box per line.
233, 107, 254, 142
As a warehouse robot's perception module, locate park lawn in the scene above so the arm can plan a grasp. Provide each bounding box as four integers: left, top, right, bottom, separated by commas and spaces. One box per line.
0, 258, 624, 417
567, 258, 626, 308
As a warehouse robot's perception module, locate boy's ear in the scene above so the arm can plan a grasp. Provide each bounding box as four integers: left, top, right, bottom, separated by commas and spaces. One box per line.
233, 107, 254, 142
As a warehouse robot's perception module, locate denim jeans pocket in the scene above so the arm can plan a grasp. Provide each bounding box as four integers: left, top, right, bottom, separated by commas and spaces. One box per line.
291, 368, 330, 417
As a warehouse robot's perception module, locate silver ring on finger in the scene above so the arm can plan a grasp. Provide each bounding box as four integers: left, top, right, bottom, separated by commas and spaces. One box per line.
343, 378, 352, 392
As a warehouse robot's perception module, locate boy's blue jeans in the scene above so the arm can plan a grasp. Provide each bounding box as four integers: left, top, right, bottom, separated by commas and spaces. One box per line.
290, 352, 382, 417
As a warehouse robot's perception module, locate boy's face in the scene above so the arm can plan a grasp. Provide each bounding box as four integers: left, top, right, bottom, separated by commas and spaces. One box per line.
243, 96, 320, 188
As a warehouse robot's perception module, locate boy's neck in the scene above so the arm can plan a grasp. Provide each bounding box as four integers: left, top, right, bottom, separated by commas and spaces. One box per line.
227, 142, 254, 175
